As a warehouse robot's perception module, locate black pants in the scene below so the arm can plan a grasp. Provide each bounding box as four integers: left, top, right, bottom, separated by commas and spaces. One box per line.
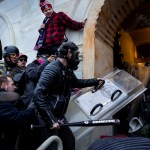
58, 126, 75, 150
35, 113, 75, 150
39, 126, 75, 150
46, 45, 61, 55
38, 44, 61, 56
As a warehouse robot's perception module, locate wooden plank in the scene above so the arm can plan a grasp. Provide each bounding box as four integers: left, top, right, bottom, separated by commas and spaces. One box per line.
111, 13, 119, 26
123, 1, 131, 15
100, 10, 116, 33
105, 24, 116, 36
96, 24, 114, 42
111, 7, 122, 23
95, 30, 113, 46
98, 12, 109, 27
97, 17, 113, 36
95, 32, 113, 49
101, 9, 110, 25
117, 7, 126, 20
111, 0, 126, 20
111, 14, 121, 29
100, 0, 119, 31
97, 17, 115, 37
95, 30, 114, 47
111, 0, 125, 12
109, 19, 118, 31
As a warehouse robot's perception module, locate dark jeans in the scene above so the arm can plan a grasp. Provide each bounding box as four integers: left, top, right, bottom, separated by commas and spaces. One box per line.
39, 126, 75, 150
46, 45, 61, 55
58, 126, 75, 150
38, 44, 61, 56
33, 113, 75, 150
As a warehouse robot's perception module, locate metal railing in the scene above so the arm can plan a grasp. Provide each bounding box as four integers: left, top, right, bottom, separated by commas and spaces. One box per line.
37, 135, 63, 150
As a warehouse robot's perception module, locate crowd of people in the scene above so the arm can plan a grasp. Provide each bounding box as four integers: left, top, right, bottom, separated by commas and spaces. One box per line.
1, 0, 150, 150
0, 43, 102, 150
0, 0, 103, 150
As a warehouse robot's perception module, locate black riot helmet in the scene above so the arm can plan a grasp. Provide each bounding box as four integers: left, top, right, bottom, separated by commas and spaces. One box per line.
3, 46, 19, 58
3, 45, 19, 66
57, 41, 80, 70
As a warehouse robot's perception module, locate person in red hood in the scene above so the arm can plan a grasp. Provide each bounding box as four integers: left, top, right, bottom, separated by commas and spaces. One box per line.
34, 0, 87, 55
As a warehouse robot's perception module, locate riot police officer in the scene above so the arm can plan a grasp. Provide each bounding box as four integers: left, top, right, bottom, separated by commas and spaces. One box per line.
3, 46, 27, 97
3, 45, 20, 77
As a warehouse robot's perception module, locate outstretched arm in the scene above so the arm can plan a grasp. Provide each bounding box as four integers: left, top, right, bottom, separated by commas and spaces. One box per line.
59, 12, 86, 30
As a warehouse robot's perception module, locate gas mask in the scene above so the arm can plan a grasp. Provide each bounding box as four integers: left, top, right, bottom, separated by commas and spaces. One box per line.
67, 50, 80, 70
57, 41, 80, 70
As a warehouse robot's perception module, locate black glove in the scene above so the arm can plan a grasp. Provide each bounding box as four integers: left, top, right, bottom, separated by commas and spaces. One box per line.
92, 79, 105, 93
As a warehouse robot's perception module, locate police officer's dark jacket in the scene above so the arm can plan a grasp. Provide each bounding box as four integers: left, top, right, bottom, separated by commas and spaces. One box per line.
34, 59, 99, 125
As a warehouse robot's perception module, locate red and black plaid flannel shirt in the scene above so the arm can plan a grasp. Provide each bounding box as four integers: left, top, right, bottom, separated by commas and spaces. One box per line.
44, 11, 84, 47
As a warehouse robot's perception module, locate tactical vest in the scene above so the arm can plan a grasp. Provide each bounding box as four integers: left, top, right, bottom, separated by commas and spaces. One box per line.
4, 62, 20, 78
0, 60, 5, 75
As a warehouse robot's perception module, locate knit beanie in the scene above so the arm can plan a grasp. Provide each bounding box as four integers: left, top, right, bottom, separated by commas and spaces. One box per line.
39, 0, 52, 12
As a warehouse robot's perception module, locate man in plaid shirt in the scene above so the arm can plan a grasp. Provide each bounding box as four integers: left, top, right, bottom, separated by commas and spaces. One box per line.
34, 0, 87, 55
